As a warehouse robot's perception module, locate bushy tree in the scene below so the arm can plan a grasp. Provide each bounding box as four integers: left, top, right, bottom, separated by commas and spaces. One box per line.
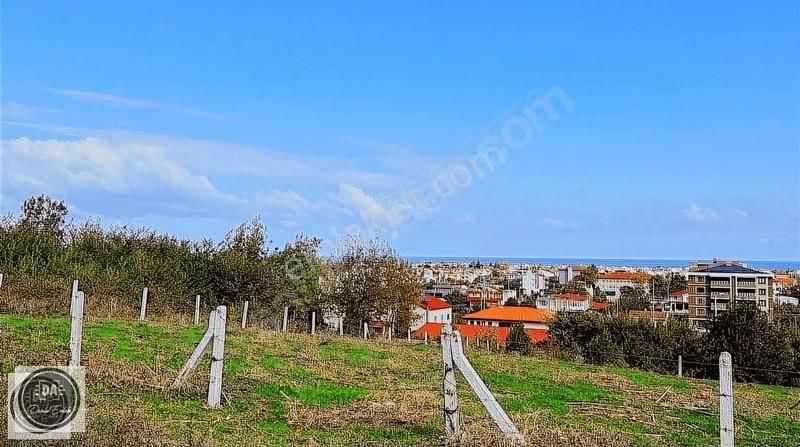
506, 322, 531, 354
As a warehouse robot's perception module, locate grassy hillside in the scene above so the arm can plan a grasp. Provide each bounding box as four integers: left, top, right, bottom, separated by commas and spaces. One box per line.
1, 315, 798, 447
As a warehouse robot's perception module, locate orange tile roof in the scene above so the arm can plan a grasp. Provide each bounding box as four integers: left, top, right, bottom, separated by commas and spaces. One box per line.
462, 306, 553, 323
600, 271, 652, 281
419, 296, 451, 310
775, 275, 795, 286
590, 301, 609, 310
411, 323, 548, 343
670, 289, 688, 297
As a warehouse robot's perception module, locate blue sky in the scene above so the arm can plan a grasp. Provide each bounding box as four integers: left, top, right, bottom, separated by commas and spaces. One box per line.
1, 1, 798, 260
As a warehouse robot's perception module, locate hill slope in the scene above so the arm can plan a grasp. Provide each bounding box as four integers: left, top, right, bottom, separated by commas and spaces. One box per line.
1, 315, 798, 446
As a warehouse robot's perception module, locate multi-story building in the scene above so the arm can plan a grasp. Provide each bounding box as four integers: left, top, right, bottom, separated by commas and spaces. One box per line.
596, 271, 652, 302
536, 293, 591, 312
687, 261, 773, 330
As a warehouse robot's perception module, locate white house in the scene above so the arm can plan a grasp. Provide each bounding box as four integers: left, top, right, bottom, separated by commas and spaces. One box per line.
536, 293, 590, 312
597, 271, 652, 301
410, 296, 453, 331
521, 270, 552, 296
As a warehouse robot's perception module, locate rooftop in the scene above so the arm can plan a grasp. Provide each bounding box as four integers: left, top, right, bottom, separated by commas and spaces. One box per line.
462, 306, 553, 323
697, 264, 769, 275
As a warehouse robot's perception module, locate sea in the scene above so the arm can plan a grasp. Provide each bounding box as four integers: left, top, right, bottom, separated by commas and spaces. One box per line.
406, 256, 800, 271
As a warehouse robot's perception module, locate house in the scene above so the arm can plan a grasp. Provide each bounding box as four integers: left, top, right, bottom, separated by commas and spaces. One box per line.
773, 275, 796, 295
410, 295, 453, 331
663, 289, 689, 315
501, 289, 517, 304
536, 293, 590, 312
521, 270, 553, 295
467, 286, 502, 309
461, 306, 552, 330
597, 271, 652, 301
411, 322, 548, 344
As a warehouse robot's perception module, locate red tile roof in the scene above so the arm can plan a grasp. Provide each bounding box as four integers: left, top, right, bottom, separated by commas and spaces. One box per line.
775, 275, 795, 286
462, 306, 553, 323
411, 323, 548, 343
590, 301, 609, 311
554, 293, 588, 302
419, 296, 451, 311
670, 289, 688, 297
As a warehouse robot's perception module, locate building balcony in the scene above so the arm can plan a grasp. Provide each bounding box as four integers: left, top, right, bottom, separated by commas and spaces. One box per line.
711, 303, 729, 311
710, 280, 730, 287
736, 293, 756, 299
738, 281, 755, 287
711, 292, 731, 299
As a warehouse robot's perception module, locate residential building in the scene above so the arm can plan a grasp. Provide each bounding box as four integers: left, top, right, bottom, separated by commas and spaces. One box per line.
467, 286, 502, 309
521, 270, 552, 296
687, 261, 774, 330
773, 274, 796, 295
597, 271, 652, 301
461, 306, 552, 330
410, 296, 452, 331
536, 293, 590, 312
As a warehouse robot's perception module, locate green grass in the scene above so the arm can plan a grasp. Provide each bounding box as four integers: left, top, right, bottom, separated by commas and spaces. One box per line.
1, 313, 798, 447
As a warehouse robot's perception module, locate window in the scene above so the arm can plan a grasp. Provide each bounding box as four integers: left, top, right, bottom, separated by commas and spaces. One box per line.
758, 289, 766, 296
758, 277, 766, 284
697, 308, 706, 316
697, 287, 705, 293
696, 297, 705, 305
758, 300, 767, 307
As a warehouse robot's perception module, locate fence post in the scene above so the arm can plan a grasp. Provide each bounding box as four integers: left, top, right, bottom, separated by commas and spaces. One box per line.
678, 355, 683, 377
0, 273, 4, 290
407, 328, 411, 343
388, 326, 392, 341
424, 332, 429, 345
719, 352, 734, 447
441, 325, 461, 444
173, 311, 215, 388
207, 306, 227, 408
363, 322, 369, 339
339, 319, 344, 336
139, 287, 149, 321
194, 295, 201, 325
282, 306, 289, 332
69, 290, 85, 367
241, 301, 249, 329
311, 311, 316, 335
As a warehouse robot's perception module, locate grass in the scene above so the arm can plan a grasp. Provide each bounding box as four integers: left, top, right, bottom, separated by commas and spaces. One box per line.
1, 314, 799, 446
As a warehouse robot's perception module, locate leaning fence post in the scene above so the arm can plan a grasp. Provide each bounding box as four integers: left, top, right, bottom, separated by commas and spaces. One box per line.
139, 287, 149, 321
282, 306, 289, 332
173, 311, 216, 388
241, 301, 249, 329
441, 325, 461, 444
194, 295, 201, 325
311, 311, 316, 335
69, 290, 85, 367
678, 355, 683, 378
719, 352, 734, 447
207, 306, 227, 408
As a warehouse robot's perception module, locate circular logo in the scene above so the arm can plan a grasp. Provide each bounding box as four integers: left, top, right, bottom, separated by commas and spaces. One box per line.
10, 368, 81, 433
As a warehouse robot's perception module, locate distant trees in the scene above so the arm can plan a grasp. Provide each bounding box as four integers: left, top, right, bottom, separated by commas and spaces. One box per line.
549, 307, 800, 386
320, 235, 421, 335
652, 272, 688, 297
612, 285, 650, 314
506, 322, 531, 354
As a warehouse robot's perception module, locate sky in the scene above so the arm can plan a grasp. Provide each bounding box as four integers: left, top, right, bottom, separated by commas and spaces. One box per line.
1, 1, 799, 260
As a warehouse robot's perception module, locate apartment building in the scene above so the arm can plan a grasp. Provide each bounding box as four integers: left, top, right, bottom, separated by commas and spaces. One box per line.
687, 262, 773, 330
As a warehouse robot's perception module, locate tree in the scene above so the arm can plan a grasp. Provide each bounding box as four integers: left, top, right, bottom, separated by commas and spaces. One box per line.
321, 235, 421, 335
652, 272, 688, 297
19, 195, 68, 240
504, 296, 519, 306
506, 322, 531, 354
612, 285, 650, 314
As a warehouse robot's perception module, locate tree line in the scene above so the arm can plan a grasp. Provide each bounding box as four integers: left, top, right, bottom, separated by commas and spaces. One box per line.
0, 195, 420, 334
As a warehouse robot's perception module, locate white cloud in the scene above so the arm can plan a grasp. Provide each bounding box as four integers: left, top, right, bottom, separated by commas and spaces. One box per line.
540, 217, 578, 229
2, 103, 57, 121
255, 189, 314, 214
683, 203, 720, 222
336, 183, 397, 236
2, 137, 240, 217
46, 88, 229, 121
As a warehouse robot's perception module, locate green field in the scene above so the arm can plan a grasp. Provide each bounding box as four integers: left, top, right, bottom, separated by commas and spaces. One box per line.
1, 314, 798, 446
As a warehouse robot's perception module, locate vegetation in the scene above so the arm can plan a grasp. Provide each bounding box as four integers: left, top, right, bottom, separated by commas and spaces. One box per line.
548, 306, 800, 386
505, 322, 531, 354
1, 314, 798, 446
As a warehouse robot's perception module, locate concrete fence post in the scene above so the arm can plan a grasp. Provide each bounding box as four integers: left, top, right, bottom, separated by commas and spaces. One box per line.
339, 319, 344, 336
0, 273, 4, 291
282, 306, 289, 332
69, 290, 85, 367
241, 301, 249, 329
311, 311, 316, 335
424, 331, 429, 345
363, 322, 369, 339
207, 306, 227, 408
194, 295, 201, 325
678, 355, 683, 378
719, 352, 734, 447
441, 325, 461, 444
407, 328, 411, 343
139, 287, 149, 321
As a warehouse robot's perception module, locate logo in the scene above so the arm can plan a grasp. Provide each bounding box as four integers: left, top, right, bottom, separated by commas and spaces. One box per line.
7, 366, 85, 440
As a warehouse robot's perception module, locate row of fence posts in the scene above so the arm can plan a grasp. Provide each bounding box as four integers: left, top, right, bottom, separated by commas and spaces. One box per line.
5, 274, 739, 445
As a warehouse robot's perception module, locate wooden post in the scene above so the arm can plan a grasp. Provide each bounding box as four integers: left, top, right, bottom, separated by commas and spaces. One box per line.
311, 311, 316, 335
363, 322, 369, 339
194, 295, 201, 325
678, 355, 683, 377
719, 352, 734, 447
282, 306, 289, 332
139, 287, 148, 321
207, 306, 227, 408
241, 301, 249, 329
69, 290, 85, 367
172, 312, 215, 388
441, 325, 461, 443
451, 330, 525, 445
